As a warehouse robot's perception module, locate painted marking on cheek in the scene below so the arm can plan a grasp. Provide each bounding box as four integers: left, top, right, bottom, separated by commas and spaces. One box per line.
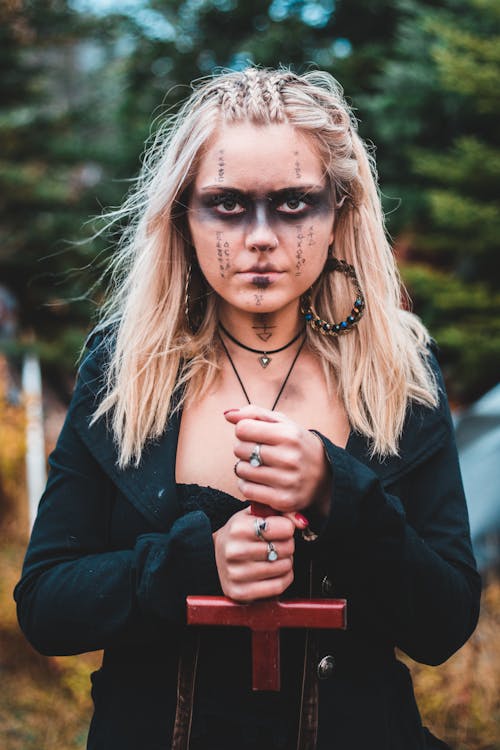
252, 314, 276, 342
216, 231, 225, 278
223, 239, 231, 274
295, 224, 306, 276
307, 225, 316, 247
216, 149, 225, 183
293, 151, 302, 179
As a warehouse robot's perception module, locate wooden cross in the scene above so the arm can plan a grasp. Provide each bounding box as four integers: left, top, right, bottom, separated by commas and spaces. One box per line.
187, 594, 346, 691
187, 502, 347, 691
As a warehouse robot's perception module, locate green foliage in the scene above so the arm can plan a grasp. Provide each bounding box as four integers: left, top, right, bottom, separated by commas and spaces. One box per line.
1, 0, 498, 402
365, 0, 500, 400
403, 264, 500, 400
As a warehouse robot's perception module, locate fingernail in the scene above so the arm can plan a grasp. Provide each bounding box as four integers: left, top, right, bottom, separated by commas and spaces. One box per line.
295, 513, 309, 526
223, 408, 240, 415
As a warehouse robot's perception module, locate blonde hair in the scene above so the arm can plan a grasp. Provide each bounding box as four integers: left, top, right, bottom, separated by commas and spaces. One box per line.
93, 67, 438, 467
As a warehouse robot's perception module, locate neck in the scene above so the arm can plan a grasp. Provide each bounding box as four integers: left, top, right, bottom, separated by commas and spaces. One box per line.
218, 301, 302, 351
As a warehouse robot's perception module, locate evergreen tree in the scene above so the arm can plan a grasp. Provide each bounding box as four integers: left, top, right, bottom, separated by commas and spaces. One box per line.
0, 2, 132, 382
365, 0, 500, 402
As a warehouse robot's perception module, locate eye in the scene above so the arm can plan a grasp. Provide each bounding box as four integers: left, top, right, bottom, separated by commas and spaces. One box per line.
276, 194, 309, 214
211, 193, 245, 215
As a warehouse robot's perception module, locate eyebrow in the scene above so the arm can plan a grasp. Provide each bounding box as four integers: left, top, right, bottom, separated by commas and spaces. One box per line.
198, 184, 327, 198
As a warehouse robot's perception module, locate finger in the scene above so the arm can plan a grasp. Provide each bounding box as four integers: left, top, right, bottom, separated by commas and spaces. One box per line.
224, 536, 294, 563
224, 404, 287, 426
240, 482, 300, 515
229, 570, 294, 602
234, 440, 300, 471
284, 511, 310, 531
233, 418, 292, 446
229, 556, 293, 582
243, 509, 295, 540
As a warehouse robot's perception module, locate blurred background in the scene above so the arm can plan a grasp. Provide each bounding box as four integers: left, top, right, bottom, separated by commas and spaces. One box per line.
0, 0, 499, 748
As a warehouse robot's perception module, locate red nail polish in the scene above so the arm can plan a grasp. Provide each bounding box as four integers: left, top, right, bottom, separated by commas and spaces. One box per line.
224, 408, 240, 415
295, 513, 309, 526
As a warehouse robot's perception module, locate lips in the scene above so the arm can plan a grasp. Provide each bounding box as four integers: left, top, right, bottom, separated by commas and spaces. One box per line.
240, 264, 282, 273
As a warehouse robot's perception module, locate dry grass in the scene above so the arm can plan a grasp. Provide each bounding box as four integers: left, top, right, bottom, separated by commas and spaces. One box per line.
405, 578, 500, 750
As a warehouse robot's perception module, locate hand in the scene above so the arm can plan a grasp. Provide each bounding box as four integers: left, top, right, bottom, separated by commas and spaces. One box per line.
225, 404, 332, 516
213, 507, 295, 602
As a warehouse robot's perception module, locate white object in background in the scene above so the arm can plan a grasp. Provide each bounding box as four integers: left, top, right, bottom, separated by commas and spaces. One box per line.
22, 353, 46, 530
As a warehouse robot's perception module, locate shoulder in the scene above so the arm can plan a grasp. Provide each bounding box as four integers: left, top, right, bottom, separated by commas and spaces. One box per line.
392, 341, 454, 476
348, 341, 455, 486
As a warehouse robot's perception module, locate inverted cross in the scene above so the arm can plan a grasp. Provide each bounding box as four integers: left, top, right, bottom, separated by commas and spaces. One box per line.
187, 501, 347, 691
187, 594, 346, 691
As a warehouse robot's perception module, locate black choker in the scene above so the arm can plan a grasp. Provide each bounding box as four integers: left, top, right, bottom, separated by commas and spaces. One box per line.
219, 323, 304, 368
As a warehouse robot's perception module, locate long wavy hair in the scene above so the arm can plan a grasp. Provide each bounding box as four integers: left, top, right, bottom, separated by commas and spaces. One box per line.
92, 67, 438, 467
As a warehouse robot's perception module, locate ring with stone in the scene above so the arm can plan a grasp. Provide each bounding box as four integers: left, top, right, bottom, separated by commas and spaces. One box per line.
249, 443, 263, 467
267, 541, 278, 562
254, 517, 267, 540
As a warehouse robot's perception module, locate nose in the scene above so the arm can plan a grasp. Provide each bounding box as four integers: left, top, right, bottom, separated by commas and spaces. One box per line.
244, 206, 278, 252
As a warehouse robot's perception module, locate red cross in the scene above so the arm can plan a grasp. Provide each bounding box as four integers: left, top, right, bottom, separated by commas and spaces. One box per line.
187, 502, 347, 691
187, 594, 346, 691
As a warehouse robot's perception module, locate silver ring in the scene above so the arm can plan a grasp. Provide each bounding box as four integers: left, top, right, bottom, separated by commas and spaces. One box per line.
267, 542, 278, 562
249, 443, 263, 467
254, 518, 267, 540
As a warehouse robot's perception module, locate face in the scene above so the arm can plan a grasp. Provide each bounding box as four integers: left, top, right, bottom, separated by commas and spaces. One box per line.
187, 121, 335, 317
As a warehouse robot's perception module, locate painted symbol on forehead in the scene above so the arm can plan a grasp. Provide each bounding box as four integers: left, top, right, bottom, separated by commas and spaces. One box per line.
293, 151, 302, 180
216, 231, 231, 278
295, 224, 306, 276
252, 314, 276, 342
216, 149, 225, 183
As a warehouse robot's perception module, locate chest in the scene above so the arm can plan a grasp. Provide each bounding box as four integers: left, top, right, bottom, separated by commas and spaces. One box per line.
175, 354, 350, 501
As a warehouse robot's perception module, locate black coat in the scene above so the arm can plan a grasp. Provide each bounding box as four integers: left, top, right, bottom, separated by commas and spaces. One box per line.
14, 332, 481, 750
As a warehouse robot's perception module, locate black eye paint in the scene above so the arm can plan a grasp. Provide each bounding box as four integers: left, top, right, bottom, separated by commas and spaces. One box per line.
192, 185, 334, 226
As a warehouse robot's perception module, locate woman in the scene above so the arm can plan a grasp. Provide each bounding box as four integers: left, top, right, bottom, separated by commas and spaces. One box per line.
14, 68, 480, 750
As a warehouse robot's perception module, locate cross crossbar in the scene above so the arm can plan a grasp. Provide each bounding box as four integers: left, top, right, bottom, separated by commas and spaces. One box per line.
187, 595, 347, 691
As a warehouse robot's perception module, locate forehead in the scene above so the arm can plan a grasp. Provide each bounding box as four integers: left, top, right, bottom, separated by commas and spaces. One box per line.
194, 121, 326, 189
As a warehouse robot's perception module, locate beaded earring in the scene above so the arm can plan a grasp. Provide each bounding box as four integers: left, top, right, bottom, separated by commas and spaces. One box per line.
301, 255, 365, 336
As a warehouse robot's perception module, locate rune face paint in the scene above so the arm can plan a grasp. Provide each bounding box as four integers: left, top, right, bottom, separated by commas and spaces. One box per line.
187, 121, 335, 317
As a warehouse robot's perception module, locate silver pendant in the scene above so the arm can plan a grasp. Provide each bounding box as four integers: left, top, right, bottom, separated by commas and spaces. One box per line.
259, 355, 271, 368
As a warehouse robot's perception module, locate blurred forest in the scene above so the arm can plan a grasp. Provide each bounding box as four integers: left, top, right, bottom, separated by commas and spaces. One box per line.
1, 1, 500, 749
0, 0, 499, 401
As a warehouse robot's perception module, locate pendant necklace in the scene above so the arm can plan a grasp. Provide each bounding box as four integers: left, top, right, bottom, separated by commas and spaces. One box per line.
219, 322, 304, 369
220, 331, 317, 542
219, 332, 306, 411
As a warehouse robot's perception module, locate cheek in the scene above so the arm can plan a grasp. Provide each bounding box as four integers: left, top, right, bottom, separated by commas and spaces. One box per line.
190, 224, 233, 286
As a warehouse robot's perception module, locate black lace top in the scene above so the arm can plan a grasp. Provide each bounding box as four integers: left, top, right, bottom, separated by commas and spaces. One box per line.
177, 483, 304, 750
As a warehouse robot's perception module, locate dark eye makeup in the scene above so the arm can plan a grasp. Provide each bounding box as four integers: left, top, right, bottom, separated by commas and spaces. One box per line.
200, 187, 327, 220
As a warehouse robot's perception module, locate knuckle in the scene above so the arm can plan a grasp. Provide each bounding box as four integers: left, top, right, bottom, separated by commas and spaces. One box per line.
235, 419, 251, 439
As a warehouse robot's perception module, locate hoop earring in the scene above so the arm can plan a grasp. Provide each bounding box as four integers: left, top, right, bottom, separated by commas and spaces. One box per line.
301, 256, 365, 336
